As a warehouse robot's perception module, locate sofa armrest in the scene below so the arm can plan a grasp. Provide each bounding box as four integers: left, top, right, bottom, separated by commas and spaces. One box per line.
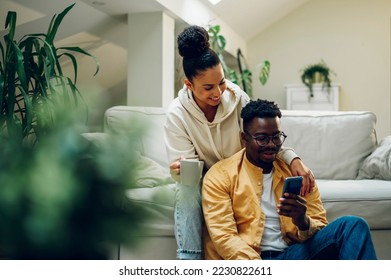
81, 132, 109, 148
82, 132, 174, 188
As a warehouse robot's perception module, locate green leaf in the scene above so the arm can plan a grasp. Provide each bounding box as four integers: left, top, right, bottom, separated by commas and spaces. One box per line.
259, 60, 270, 86
0, 77, 4, 117
0, 39, 5, 67
0, 39, 5, 110
208, 25, 220, 36
59, 52, 79, 84
46, 3, 76, 44
227, 69, 238, 85
216, 35, 226, 52
5, 12, 17, 41
42, 43, 59, 81
208, 25, 226, 54
58, 46, 100, 77
15, 85, 33, 135
239, 69, 252, 98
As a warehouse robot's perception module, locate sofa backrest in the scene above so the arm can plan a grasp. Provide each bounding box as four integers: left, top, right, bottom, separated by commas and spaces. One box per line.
104, 106, 378, 180
280, 110, 377, 179
104, 106, 168, 168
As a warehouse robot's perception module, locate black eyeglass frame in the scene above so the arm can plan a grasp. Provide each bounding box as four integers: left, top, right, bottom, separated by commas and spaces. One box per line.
244, 131, 287, 147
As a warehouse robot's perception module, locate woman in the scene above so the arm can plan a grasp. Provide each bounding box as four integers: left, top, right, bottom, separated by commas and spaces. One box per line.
163, 25, 314, 260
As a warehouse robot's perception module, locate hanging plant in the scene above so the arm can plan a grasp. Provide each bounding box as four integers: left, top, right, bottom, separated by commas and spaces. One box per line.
300, 59, 336, 97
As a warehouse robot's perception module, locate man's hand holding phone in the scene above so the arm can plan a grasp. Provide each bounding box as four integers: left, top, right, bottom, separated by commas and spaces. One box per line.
278, 176, 309, 230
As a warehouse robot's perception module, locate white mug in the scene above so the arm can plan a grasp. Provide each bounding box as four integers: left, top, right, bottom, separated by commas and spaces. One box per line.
180, 159, 204, 186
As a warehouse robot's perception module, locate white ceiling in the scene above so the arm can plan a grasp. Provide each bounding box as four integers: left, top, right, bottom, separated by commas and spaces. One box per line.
198, 0, 311, 40
2, 0, 311, 41
78, 0, 311, 40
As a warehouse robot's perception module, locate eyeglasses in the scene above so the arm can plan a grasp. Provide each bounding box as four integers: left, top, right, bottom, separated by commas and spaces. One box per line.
244, 131, 287, 146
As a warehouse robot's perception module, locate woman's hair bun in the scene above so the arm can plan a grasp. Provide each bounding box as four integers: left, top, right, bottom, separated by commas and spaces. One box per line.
177, 25, 210, 58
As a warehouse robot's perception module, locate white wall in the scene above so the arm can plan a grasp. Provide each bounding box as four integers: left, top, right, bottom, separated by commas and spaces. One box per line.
248, 0, 391, 140
128, 12, 175, 108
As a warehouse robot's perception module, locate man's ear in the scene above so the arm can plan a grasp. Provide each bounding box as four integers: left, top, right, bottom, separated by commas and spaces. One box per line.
240, 132, 247, 144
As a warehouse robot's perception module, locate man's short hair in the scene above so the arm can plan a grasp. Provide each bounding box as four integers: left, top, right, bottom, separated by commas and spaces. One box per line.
241, 99, 282, 130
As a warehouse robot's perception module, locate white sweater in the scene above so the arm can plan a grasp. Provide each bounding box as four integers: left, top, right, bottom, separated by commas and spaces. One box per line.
163, 80, 296, 175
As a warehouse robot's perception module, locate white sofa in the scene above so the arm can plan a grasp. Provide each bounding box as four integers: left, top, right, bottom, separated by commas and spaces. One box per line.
84, 106, 391, 260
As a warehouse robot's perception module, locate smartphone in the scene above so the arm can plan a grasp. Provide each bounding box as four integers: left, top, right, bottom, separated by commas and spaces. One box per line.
282, 176, 303, 197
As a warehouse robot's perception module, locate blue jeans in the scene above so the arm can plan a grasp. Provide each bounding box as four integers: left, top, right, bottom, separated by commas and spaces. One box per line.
174, 182, 203, 260
262, 216, 377, 260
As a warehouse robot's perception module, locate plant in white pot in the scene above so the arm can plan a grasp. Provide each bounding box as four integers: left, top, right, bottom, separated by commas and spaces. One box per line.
300, 59, 336, 98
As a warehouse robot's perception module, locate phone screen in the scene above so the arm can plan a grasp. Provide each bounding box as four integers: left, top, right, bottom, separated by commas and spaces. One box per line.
282, 176, 303, 197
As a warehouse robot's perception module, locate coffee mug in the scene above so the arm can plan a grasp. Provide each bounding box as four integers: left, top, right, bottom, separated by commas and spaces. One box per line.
180, 159, 204, 186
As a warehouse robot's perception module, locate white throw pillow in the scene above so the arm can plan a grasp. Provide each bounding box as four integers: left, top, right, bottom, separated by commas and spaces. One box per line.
134, 154, 174, 188
357, 136, 391, 180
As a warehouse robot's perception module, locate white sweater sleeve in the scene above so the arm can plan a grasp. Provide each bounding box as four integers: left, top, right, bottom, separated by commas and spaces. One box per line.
278, 146, 299, 165
163, 111, 199, 165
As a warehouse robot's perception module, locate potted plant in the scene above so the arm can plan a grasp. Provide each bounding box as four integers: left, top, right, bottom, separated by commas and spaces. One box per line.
300, 59, 336, 98
0, 3, 98, 147
208, 25, 270, 98
0, 3, 149, 259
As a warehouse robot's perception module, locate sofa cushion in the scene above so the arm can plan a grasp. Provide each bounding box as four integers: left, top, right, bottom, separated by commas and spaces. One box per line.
357, 136, 391, 180
317, 179, 391, 229
281, 110, 377, 180
124, 184, 175, 236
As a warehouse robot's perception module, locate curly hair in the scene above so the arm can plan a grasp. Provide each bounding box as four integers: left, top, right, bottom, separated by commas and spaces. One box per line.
177, 25, 220, 82
241, 99, 281, 130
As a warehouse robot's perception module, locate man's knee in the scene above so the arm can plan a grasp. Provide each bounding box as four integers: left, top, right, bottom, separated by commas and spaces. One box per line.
336, 215, 370, 231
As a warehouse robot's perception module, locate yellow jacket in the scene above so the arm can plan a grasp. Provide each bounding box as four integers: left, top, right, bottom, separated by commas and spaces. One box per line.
202, 148, 328, 260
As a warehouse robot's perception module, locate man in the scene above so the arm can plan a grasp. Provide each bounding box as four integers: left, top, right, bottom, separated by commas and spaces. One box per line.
202, 99, 377, 260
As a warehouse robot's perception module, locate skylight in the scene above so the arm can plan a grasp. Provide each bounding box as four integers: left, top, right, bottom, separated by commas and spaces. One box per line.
208, 0, 223, 5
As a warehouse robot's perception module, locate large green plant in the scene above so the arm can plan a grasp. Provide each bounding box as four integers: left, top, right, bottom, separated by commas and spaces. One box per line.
0, 3, 98, 146
0, 4, 150, 259
208, 25, 270, 98
0, 104, 150, 259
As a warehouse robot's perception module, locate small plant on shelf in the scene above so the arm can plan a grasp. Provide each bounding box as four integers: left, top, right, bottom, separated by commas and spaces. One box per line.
300, 59, 336, 97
